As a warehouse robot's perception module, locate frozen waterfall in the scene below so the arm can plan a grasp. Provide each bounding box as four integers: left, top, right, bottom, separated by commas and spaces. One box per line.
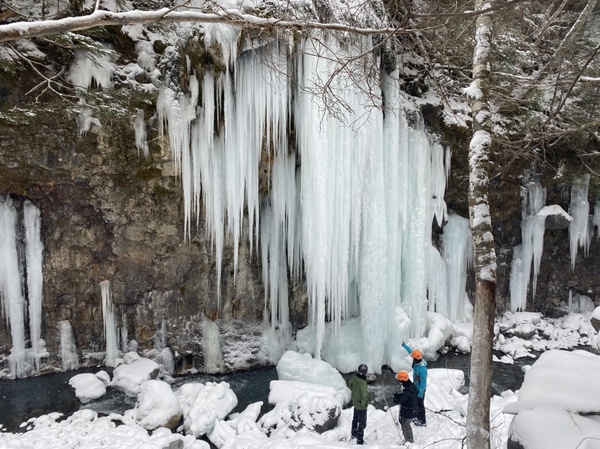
155, 31, 460, 373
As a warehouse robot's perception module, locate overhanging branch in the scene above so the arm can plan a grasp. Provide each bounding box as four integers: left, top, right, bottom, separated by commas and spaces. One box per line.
0, 8, 408, 42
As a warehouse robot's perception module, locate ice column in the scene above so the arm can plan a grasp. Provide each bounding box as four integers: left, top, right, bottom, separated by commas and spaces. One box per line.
24, 200, 44, 371
100, 279, 119, 367
593, 199, 600, 237
203, 316, 224, 374
260, 153, 299, 346
441, 212, 473, 321
0, 198, 27, 377
134, 109, 149, 158
569, 174, 591, 269
58, 320, 79, 371
510, 181, 546, 311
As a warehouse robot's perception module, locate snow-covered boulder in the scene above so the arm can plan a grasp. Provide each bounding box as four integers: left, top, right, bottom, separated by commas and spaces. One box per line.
276, 351, 351, 405
260, 380, 342, 435
288, 390, 341, 433
505, 350, 600, 415
134, 380, 181, 430
590, 306, 600, 332
68, 373, 107, 403
176, 382, 238, 437
111, 358, 159, 397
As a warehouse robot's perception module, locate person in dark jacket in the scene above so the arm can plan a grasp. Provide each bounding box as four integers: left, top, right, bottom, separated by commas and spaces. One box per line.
348, 363, 369, 444
393, 370, 418, 444
402, 341, 428, 426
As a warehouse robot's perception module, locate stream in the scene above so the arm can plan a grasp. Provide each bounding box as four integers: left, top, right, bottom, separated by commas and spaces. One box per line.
0, 352, 532, 434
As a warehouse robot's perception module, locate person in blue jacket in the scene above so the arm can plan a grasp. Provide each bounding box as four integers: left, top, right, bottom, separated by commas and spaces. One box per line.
348, 363, 369, 444
402, 341, 428, 426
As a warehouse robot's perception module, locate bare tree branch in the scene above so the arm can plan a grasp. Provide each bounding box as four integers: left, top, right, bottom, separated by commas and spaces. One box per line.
0, 8, 407, 42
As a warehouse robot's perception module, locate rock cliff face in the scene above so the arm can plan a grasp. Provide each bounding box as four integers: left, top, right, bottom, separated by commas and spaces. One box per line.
0, 17, 599, 378
0, 97, 278, 374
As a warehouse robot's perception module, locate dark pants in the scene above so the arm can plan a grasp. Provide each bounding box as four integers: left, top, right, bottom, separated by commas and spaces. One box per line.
416, 393, 426, 425
400, 417, 414, 443
351, 408, 367, 444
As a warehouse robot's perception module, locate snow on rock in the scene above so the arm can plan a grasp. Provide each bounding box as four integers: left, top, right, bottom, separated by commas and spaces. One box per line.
507, 350, 600, 449
133, 380, 181, 430
505, 350, 600, 414
276, 351, 351, 405
425, 369, 465, 413
111, 358, 160, 397
175, 382, 238, 437
510, 408, 600, 449
259, 380, 342, 435
68, 373, 107, 403
95, 370, 111, 385
0, 408, 208, 449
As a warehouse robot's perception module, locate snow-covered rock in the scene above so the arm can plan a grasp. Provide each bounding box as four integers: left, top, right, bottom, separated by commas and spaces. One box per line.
134, 380, 181, 430
68, 373, 107, 403
111, 358, 160, 397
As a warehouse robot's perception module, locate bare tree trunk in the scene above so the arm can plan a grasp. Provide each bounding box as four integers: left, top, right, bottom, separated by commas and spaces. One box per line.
465, 1, 497, 448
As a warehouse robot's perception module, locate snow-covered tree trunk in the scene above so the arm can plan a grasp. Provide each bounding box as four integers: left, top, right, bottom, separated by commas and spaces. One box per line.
465, 1, 497, 449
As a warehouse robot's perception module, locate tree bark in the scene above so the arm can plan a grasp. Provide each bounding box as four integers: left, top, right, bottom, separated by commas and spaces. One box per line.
465, 1, 497, 448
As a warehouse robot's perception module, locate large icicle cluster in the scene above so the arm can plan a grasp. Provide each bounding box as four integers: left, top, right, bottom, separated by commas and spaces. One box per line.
569, 174, 591, 269
510, 181, 547, 312
154, 29, 468, 372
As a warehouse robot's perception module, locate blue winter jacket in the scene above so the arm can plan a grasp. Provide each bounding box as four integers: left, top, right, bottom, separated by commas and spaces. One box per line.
402, 343, 428, 398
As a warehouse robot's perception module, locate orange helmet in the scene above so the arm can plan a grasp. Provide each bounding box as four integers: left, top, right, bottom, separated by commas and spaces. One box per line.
412, 350, 423, 360
396, 371, 409, 382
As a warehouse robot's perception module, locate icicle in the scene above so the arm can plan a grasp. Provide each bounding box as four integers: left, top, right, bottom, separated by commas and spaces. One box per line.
121, 311, 128, 352
58, 320, 79, 371
69, 48, 115, 90
24, 201, 44, 373
0, 197, 27, 378
569, 174, 591, 269
202, 316, 224, 374
261, 152, 297, 345
99, 279, 119, 367
134, 109, 149, 158
428, 246, 448, 316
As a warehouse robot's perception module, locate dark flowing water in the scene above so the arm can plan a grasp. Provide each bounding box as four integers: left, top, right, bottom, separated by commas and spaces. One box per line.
0, 353, 528, 434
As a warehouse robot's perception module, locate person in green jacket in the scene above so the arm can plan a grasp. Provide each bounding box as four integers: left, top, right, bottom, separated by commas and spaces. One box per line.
348, 363, 369, 444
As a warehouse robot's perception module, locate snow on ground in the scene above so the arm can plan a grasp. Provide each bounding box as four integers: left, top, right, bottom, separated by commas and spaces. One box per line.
1, 310, 600, 449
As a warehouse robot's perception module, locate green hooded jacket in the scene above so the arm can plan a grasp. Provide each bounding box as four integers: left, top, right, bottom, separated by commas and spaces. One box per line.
348, 373, 368, 410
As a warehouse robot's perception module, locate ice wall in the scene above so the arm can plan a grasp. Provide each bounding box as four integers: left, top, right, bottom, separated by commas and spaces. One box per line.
157, 32, 453, 372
